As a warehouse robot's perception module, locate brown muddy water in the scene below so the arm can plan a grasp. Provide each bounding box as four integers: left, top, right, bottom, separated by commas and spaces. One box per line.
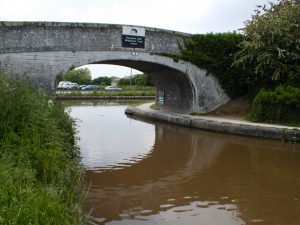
62, 100, 300, 225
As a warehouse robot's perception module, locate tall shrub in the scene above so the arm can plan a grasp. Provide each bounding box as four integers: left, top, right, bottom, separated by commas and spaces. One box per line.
234, 0, 300, 88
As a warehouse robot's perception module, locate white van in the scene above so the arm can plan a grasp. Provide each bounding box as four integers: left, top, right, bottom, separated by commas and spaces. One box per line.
57, 81, 79, 90
104, 86, 122, 91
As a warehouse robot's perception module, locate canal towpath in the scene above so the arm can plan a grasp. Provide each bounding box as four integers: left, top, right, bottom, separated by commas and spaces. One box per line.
125, 102, 300, 142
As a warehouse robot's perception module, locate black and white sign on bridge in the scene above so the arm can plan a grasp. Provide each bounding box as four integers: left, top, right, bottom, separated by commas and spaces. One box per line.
122, 26, 145, 48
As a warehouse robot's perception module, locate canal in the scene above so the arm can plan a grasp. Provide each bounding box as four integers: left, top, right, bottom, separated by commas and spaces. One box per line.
62, 100, 300, 225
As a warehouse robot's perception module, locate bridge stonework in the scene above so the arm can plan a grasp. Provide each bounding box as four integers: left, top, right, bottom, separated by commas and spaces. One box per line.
0, 21, 229, 113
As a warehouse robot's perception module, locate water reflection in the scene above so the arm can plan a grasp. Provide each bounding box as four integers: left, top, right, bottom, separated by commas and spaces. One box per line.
63, 100, 155, 170
63, 100, 300, 225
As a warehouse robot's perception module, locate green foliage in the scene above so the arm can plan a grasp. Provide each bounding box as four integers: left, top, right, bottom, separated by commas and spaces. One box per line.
118, 77, 131, 86
118, 74, 154, 86
133, 74, 153, 86
93, 76, 112, 86
63, 68, 92, 85
157, 1, 299, 100
178, 32, 255, 98
150, 103, 160, 110
250, 85, 300, 124
0, 74, 86, 224
234, 0, 300, 88
119, 85, 156, 91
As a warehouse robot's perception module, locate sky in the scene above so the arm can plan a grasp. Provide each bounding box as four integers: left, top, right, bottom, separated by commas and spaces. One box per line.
1, 0, 269, 78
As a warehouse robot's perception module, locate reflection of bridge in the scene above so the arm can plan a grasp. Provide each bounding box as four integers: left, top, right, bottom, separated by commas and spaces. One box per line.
85, 118, 299, 224
85, 121, 225, 223
0, 22, 228, 113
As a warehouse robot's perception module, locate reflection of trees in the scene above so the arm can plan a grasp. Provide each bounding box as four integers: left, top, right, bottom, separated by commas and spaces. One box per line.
218, 146, 300, 225
85, 118, 300, 224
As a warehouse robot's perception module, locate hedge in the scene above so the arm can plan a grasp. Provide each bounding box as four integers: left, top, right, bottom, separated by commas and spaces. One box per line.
250, 85, 300, 125
168, 32, 256, 98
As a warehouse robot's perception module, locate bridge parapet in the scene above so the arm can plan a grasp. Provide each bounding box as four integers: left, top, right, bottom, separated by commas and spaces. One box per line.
0, 21, 190, 54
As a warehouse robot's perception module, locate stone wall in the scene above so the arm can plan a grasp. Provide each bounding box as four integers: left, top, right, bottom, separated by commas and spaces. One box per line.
0, 22, 188, 54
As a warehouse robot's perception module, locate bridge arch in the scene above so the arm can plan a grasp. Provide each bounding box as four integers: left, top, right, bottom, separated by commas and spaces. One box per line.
65, 51, 196, 113
0, 21, 229, 113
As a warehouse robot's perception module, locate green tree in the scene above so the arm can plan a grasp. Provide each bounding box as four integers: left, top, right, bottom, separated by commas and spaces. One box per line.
133, 74, 153, 86
63, 68, 92, 84
234, 0, 300, 88
118, 74, 153, 86
93, 76, 112, 86
118, 77, 131, 86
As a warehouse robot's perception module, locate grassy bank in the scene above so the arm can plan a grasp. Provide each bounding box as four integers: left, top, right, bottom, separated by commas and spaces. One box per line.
118, 85, 155, 91
0, 74, 86, 224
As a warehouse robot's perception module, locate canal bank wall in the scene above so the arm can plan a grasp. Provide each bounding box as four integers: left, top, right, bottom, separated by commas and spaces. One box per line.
125, 103, 300, 142
56, 95, 155, 100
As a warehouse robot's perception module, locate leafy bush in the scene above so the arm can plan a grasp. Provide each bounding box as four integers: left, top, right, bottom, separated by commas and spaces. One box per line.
234, 0, 300, 89
250, 85, 300, 124
175, 33, 256, 98
0, 74, 86, 224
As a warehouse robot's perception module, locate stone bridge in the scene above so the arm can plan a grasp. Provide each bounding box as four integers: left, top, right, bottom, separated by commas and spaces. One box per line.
0, 21, 229, 113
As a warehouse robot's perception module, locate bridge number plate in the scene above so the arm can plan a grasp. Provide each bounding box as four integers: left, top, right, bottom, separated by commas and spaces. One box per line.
122, 26, 145, 48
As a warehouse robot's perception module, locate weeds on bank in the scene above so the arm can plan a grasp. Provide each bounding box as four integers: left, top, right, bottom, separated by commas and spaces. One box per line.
0, 74, 86, 224
150, 103, 160, 110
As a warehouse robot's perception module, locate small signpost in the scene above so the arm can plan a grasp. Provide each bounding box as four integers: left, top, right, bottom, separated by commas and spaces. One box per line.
122, 26, 145, 48
158, 90, 165, 106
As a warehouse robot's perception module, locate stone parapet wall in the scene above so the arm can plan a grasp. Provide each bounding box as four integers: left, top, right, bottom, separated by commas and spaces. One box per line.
0, 21, 189, 54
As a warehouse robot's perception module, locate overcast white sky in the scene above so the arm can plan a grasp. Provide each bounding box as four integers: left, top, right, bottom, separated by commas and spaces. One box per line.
1, 0, 269, 78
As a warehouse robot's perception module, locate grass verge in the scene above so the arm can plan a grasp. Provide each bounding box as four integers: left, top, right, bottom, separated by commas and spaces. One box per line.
0, 74, 86, 224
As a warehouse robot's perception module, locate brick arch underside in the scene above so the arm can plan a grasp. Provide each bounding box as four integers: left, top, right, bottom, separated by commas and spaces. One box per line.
93, 59, 194, 113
